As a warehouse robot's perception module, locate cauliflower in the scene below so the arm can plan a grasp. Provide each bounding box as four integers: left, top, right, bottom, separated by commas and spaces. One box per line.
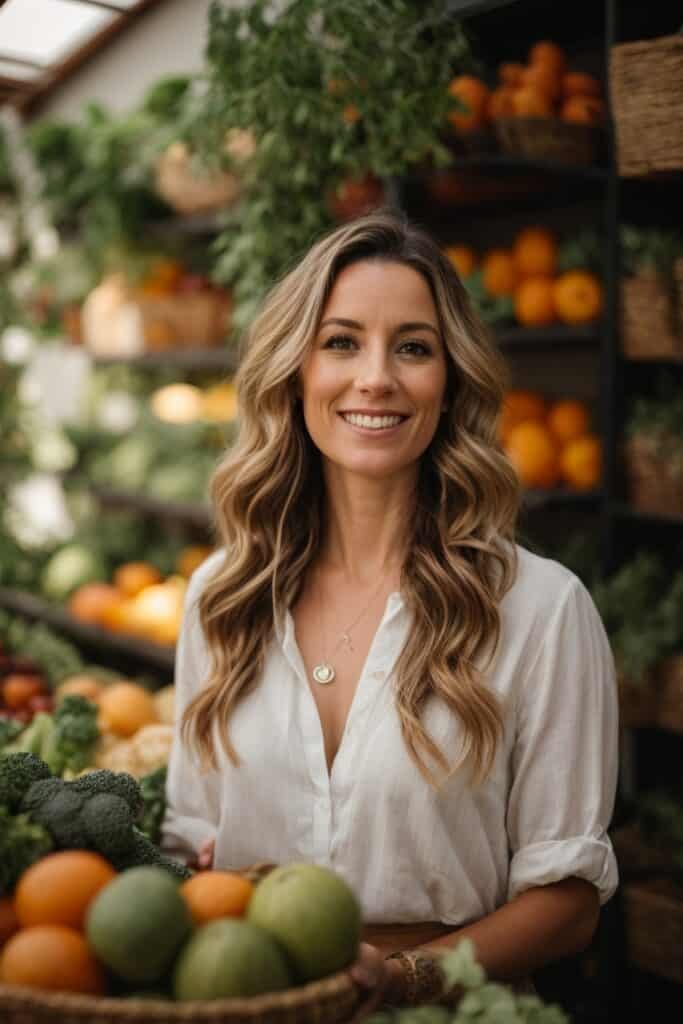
128, 724, 173, 776
153, 685, 175, 725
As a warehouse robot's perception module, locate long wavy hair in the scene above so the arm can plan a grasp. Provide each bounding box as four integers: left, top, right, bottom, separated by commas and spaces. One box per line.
183, 209, 521, 789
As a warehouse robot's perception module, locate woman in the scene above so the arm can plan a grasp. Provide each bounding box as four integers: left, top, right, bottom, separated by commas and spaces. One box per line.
162, 210, 618, 1011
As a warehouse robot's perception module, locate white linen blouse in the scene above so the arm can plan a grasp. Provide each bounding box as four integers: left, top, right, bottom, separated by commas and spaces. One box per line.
162, 544, 619, 925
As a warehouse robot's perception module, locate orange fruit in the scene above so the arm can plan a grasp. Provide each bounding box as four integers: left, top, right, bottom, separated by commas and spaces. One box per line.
520, 64, 562, 102
499, 390, 547, 443
514, 277, 557, 327
57, 675, 104, 704
68, 583, 123, 627
546, 399, 591, 444
445, 245, 478, 278
498, 62, 525, 88
482, 249, 518, 297
510, 86, 554, 118
560, 95, 605, 124
342, 104, 361, 125
0, 924, 106, 994
529, 41, 567, 77
562, 71, 602, 99
0, 898, 19, 948
553, 271, 603, 324
512, 227, 558, 278
447, 75, 491, 133
487, 87, 516, 120
176, 545, 214, 579
180, 872, 254, 926
560, 435, 602, 490
97, 681, 159, 738
505, 421, 561, 489
14, 851, 116, 931
113, 562, 162, 599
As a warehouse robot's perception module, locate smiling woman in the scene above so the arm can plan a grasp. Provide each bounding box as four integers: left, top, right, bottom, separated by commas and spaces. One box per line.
163, 210, 618, 1011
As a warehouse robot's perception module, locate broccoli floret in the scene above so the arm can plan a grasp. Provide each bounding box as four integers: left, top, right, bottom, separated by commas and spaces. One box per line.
0, 806, 54, 895
80, 793, 134, 862
0, 718, 23, 753
138, 765, 167, 844
0, 752, 52, 811
3, 713, 54, 758
111, 826, 191, 880
71, 769, 143, 818
20, 776, 64, 814
29, 786, 86, 849
40, 695, 99, 777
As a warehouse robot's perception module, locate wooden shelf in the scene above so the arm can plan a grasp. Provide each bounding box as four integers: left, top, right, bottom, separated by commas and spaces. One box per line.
496, 324, 601, 351
87, 486, 212, 528
91, 348, 237, 372
0, 587, 175, 674
522, 488, 602, 509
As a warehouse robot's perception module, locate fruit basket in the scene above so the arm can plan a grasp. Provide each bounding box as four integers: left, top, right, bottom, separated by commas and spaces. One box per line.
610, 34, 683, 177
494, 116, 601, 166
624, 435, 683, 518
620, 268, 683, 361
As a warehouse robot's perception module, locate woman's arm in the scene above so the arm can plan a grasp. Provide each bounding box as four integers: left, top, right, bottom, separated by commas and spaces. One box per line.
419, 876, 600, 982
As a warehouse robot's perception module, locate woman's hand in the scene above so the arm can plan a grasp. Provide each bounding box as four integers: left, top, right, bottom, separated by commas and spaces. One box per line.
197, 837, 215, 870
348, 942, 405, 1021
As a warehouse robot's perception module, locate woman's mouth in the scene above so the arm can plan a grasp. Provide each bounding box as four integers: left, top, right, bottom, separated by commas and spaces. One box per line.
338, 412, 409, 435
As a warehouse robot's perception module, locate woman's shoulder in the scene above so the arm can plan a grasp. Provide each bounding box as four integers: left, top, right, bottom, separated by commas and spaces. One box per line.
502, 543, 583, 626
184, 548, 228, 611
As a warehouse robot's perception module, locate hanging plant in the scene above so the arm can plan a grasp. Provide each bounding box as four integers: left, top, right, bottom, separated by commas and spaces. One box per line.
185, 0, 474, 330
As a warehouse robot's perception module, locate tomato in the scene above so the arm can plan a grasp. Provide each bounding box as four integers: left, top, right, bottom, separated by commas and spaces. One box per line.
26, 694, 54, 714
2, 674, 46, 710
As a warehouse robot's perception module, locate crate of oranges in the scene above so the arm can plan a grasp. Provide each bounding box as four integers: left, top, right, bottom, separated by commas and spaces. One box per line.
500, 390, 602, 493
489, 40, 607, 165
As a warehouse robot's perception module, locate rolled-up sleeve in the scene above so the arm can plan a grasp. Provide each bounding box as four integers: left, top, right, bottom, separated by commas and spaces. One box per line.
161, 564, 221, 862
506, 576, 619, 905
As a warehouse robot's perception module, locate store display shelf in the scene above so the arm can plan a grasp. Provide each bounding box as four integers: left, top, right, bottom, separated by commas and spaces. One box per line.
523, 488, 602, 509
427, 153, 608, 182
609, 503, 683, 527
0, 587, 175, 673
88, 486, 212, 528
496, 324, 601, 351
91, 348, 237, 371
622, 877, 683, 986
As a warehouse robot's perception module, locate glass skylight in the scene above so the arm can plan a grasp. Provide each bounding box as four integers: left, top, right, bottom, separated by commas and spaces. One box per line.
0, 0, 116, 68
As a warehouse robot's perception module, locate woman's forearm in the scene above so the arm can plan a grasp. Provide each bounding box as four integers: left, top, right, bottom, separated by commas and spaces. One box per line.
418, 877, 600, 982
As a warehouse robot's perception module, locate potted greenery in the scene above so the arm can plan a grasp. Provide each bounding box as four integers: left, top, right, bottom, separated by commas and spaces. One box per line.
620, 224, 683, 360
624, 378, 683, 520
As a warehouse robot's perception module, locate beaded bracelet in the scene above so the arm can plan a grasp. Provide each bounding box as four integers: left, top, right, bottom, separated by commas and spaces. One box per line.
384, 949, 450, 1007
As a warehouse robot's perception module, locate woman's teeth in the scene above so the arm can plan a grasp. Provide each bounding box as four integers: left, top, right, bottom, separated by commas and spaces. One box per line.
341, 413, 404, 430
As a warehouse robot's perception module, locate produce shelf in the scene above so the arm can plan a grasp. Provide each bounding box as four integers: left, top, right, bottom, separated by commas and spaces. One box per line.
608, 503, 683, 527
87, 486, 212, 528
91, 348, 238, 371
0, 587, 175, 674
495, 324, 601, 351
522, 488, 602, 509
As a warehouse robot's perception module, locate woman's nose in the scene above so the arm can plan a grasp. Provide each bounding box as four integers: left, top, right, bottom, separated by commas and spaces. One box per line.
355, 348, 396, 393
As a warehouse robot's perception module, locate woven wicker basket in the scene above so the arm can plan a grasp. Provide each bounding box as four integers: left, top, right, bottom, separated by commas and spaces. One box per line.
618, 655, 683, 734
622, 878, 683, 984
494, 117, 601, 166
624, 435, 683, 518
620, 271, 683, 361
610, 34, 683, 177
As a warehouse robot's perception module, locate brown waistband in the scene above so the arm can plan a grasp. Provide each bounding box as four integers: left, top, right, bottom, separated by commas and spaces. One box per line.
361, 921, 453, 956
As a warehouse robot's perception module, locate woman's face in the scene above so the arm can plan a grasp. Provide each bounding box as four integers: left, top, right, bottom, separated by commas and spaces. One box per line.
299, 259, 448, 482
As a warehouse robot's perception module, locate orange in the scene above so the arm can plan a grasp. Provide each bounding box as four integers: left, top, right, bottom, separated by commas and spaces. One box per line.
529, 41, 567, 77
499, 390, 547, 443
57, 675, 104, 704
14, 851, 116, 931
553, 270, 603, 324
342, 104, 361, 125
176, 544, 214, 579
0, 898, 19, 948
562, 71, 602, 99
505, 421, 561, 489
97, 681, 159, 738
180, 871, 254, 926
512, 227, 558, 278
546, 399, 591, 444
0, 924, 106, 994
445, 245, 477, 278
113, 561, 162, 599
482, 249, 518, 297
510, 86, 554, 118
68, 583, 123, 627
560, 95, 605, 124
487, 87, 516, 120
514, 277, 557, 327
520, 64, 562, 102
498, 62, 525, 88
447, 75, 491, 133
560, 435, 602, 491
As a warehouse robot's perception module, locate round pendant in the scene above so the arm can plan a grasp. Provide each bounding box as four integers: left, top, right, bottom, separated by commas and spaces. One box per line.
312, 663, 335, 685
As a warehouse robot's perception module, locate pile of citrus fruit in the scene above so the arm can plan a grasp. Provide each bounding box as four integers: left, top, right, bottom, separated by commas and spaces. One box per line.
447, 225, 603, 328
0, 855, 361, 1001
500, 390, 602, 491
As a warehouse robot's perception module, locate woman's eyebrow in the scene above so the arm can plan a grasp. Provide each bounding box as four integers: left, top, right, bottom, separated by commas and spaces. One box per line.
320, 317, 440, 337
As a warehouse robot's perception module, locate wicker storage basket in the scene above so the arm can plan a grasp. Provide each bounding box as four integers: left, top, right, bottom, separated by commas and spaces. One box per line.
137, 292, 232, 351
620, 271, 683, 361
624, 435, 683, 518
610, 34, 683, 177
622, 878, 683, 984
619, 656, 683, 733
494, 117, 601, 166
155, 143, 241, 215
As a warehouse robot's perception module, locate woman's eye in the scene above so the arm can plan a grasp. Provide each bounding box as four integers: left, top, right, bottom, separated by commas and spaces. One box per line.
399, 340, 431, 356
322, 335, 431, 355
323, 334, 356, 350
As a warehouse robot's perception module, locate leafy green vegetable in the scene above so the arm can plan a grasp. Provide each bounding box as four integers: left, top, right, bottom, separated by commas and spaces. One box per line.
39, 695, 99, 777
0, 612, 84, 686
0, 752, 52, 811
0, 718, 24, 754
138, 765, 167, 845
0, 806, 54, 896
620, 224, 683, 278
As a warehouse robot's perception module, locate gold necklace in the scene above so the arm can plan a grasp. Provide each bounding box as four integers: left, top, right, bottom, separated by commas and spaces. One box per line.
312, 566, 393, 685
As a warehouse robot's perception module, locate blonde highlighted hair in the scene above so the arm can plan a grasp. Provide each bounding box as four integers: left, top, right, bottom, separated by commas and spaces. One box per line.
183, 210, 521, 788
